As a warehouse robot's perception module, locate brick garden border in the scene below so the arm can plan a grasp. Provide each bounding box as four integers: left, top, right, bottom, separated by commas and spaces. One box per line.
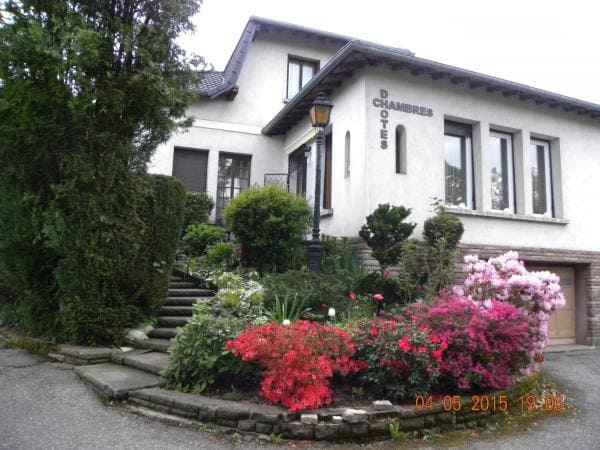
127, 381, 535, 442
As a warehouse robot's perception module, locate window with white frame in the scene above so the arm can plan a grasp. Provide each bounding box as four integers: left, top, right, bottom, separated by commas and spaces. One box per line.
490, 131, 515, 212
530, 139, 553, 216
287, 57, 318, 99
444, 121, 474, 209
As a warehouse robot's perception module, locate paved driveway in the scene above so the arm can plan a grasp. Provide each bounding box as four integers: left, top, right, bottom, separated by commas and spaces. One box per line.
0, 339, 598, 450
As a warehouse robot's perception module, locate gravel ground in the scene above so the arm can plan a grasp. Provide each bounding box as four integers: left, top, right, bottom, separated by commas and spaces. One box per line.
0, 339, 598, 450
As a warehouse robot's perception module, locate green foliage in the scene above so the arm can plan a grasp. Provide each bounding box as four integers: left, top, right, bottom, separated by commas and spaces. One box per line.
265, 294, 310, 322
182, 224, 228, 257
201, 242, 239, 271
223, 184, 312, 273
356, 272, 403, 304
183, 192, 215, 228
388, 420, 407, 440
135, 175, 186, 317
163, 272, 266, 392
0, 1, 203, 344
423, 213, 464, 249
397, 239, 427, 303
262, 270, 351, 319
359, 204, 416, 272
321, 236, 365, 290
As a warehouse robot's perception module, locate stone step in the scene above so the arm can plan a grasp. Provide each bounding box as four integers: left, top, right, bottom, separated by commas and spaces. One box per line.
167, 288, 214, 297
135, 338, 174, 353
158, 316, 191, 327
170, 276, 184, 282
74, 363, 161, 399
159, 306, 194, 316
164, 296, 211, 306
169, 281, 196, 289
122, 351, 170, 376
148, 327, 178, 339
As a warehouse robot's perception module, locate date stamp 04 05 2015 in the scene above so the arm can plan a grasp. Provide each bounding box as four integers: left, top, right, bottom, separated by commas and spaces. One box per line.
415, 394, 566, 413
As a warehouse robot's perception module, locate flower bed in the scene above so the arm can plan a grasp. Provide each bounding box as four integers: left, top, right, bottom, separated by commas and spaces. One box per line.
165, 250, 565, 441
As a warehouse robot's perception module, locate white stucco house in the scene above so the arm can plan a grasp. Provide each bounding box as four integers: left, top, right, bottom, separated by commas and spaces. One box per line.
149, 16, 600, 345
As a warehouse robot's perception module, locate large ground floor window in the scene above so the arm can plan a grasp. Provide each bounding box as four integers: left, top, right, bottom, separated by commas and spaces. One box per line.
216, 152, 251, 221
444, 121, 474, 209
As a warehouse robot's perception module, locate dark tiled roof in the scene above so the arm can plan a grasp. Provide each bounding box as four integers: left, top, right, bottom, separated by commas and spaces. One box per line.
263, 41, 600, 135
196, 71, 224, 93
191, 16, 412, 99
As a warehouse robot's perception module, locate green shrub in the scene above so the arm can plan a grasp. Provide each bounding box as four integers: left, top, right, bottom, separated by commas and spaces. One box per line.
356, 272, 404, 305
163, 272, 266, 392
201, 242, 239, 271
223, 184, 312, 273
422, 213, 464, 299
262, 270, 350, 319
423, 213, 464, 249
358, 204, 416, 273
321, 236, 365, 290
183, 192, 214, 228
135, 175, 186, 317
182, 223, 228, 257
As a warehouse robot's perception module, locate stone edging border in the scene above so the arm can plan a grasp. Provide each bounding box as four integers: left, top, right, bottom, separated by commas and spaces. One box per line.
127, 382, 534, 442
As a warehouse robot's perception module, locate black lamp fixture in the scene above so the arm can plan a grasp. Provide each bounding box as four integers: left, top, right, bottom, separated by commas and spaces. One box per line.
307, 92, 333, 272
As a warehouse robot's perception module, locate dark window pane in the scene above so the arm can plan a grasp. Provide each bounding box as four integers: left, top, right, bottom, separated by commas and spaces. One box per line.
531, 141, 552, 215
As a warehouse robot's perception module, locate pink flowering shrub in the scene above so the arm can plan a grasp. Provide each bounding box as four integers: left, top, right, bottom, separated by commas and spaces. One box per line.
459, 251, 565, 372
226, 321, 361, 411
351, 317, 447, 399
412, 295, 535, 390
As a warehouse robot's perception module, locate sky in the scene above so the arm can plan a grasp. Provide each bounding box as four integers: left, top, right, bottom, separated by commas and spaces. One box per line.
179, 0, 600, 104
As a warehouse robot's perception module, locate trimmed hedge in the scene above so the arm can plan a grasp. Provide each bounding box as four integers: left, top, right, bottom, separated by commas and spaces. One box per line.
136, 175, 187, 317
0, 173, 185, 346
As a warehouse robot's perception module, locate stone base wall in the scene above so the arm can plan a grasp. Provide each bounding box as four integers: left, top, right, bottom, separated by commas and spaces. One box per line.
128, 382, 534, 442
349, 238, 600, 345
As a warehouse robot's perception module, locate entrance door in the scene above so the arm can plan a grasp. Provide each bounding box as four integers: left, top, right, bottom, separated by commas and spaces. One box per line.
531, 266, 576, 345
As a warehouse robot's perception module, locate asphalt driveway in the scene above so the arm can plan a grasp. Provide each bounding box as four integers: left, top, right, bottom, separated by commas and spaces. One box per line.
0, 339, 598, 450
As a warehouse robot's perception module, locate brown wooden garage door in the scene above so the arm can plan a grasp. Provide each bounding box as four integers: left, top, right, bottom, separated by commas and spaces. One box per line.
531, 266, 576, 345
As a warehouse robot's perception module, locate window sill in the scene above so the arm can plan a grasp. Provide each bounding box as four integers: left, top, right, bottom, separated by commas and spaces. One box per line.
320, 208, 333, 217
446, 207, 569, 225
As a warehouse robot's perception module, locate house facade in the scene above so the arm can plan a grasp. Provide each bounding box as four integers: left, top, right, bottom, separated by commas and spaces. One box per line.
149, 17, 600, 345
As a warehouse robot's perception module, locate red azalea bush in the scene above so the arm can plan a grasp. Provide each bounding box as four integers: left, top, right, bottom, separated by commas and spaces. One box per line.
411, 294, 536, 391
351, 317, 447, 400
226, 320, 362, 411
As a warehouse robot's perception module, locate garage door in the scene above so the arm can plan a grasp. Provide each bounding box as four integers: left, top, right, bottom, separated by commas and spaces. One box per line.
531, 266, 576, 345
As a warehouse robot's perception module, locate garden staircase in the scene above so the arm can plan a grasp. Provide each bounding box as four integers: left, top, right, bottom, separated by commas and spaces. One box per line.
73, 272, 214, 399
136, 273, 214, 352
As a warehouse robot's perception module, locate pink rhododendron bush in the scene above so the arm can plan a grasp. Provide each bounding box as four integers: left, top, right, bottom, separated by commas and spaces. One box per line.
410, 251, 564, 391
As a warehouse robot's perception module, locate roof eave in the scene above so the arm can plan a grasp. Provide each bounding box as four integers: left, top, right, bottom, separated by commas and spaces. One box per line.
263, 41, 600, 136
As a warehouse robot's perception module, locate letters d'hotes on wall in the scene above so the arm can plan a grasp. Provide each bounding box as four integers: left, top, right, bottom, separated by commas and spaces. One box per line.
373, 89, 433, 149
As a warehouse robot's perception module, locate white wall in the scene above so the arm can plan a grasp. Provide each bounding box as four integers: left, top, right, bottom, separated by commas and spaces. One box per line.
148, 125, 284, 222
148, 31, 341, 221
357, 68, 600, 251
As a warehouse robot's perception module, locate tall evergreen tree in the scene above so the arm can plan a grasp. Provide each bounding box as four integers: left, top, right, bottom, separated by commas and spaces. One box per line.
0, 0, 203, 343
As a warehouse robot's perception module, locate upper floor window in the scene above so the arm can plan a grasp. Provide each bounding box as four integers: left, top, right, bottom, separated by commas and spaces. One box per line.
287, 57, 318, 99
444, 121, 474, 209
531, 139, 553, 216
490, 131, 515, 212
